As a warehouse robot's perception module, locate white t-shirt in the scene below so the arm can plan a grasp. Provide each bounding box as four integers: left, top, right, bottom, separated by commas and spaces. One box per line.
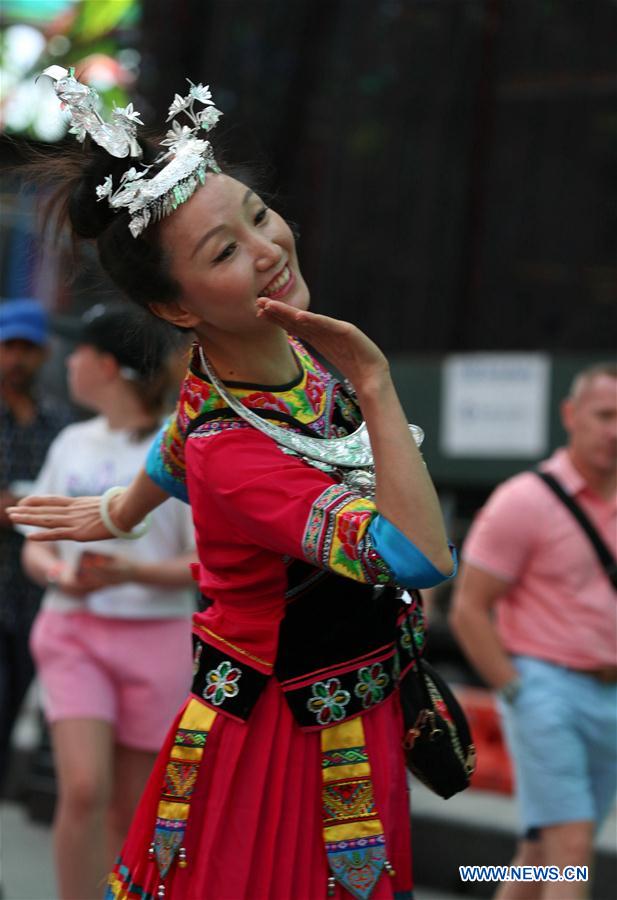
24, 416, 196, 619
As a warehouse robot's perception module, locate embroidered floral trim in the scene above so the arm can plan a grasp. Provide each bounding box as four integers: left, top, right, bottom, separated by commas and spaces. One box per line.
322, 778, 376, 823
191, 637, 269, 721
322, 746, 369, 769
307, 678, 351, 725
302, 484, 394, 585
398, 600, 425, 659
283, 598, 420, 729
149, 338, 361, 498
174, 727, 207, 748
321, 717, 389, 898
146, 699, 216, 888
354, 663, 390, 709
189, 419, 249, 440
202, 660, 242, 706
400, 618, 413, 654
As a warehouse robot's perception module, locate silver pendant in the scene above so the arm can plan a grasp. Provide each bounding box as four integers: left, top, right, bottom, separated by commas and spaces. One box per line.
198, 346, 423, 490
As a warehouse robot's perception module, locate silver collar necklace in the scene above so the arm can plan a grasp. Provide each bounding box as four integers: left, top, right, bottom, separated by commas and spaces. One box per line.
198, 345, 423, 495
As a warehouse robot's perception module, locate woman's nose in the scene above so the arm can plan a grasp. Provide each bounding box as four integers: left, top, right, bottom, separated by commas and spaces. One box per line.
253, 235, 281, 271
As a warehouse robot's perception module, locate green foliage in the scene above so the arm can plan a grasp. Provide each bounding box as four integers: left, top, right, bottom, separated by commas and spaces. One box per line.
70, 0, 137, 43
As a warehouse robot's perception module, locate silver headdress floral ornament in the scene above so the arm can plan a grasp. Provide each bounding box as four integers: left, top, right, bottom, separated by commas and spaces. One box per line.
39, 65, 223, 238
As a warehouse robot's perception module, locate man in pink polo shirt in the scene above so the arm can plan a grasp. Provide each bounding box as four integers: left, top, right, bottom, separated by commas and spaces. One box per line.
451, 363, 617, 900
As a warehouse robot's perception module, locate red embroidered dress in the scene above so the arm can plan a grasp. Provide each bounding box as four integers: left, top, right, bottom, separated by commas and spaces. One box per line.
107, 340, 422, 900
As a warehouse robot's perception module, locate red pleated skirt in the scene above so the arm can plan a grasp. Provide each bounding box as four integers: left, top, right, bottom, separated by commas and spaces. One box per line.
107, 680, 413, 899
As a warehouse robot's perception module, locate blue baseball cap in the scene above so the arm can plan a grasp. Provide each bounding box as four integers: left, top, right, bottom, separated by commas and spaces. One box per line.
0, 299, 49, 346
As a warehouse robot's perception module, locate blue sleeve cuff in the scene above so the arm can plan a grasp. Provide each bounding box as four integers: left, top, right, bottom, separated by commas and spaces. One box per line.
368, 514, 457, 588
145, 424, 190, 504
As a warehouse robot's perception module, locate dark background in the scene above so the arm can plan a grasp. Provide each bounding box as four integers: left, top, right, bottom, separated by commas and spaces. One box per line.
2, 0, 615, 355
136, 0, 617, 353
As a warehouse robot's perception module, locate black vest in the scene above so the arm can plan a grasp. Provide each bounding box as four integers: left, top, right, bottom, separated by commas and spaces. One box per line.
191, 562, 424, 730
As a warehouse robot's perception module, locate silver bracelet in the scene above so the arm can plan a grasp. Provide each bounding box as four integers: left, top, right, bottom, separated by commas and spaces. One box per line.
99, 486, 151, 540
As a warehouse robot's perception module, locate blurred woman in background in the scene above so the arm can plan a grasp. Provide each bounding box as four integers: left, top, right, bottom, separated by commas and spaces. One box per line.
20, 303, 197, 900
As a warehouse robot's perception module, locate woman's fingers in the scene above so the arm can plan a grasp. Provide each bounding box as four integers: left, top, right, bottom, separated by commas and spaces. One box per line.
257, 300, 354, 348
7, 505, 70, 525
16, 494, 74, 508
8, 495, 98, 524
257, 297, 389, 388
258, 299, 346, 331
25, 527, 78, 542
26, 524, 105, 542
8, 494, 113, 542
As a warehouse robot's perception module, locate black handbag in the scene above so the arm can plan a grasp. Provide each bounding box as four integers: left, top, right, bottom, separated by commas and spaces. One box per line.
400, 629, 476, 799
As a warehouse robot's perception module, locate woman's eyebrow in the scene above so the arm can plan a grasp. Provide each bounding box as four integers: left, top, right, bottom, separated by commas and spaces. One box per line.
190, 225, 226, 259
190, 190, 256, 258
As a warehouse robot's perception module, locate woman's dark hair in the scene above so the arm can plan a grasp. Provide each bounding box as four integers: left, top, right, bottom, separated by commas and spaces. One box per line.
22, 137, 181, 310
22, 136, 267, 313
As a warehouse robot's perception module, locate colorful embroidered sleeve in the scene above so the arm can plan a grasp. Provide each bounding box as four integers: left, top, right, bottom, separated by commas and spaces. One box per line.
186, 430, 452, 588
304, 488, 456, 588
301, 482, 392, 584
146, 415, 189, 503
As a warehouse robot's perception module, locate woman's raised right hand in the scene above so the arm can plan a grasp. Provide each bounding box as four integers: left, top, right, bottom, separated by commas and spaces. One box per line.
256, 299, 391, 396
7, 494, 114, 542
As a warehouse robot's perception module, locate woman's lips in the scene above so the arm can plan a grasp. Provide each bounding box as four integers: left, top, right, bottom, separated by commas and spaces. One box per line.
260, 264, 295, 300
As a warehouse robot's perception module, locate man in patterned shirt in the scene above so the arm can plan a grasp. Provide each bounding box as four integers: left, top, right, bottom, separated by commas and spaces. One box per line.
0, 299, 73, 787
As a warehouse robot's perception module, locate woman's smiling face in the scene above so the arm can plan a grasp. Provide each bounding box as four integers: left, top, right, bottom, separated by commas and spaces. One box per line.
157, 174, 310, 336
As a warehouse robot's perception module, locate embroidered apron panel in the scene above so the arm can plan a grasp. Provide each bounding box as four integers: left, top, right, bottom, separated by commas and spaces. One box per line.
190, 634, 269, 721
321, 716, 395, 900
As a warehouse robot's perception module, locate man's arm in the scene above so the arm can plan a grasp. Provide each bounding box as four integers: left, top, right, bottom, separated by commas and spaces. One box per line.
449, 561, 519, 691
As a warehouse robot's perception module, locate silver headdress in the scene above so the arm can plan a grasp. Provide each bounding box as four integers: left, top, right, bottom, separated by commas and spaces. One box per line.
40, 65, 223, 238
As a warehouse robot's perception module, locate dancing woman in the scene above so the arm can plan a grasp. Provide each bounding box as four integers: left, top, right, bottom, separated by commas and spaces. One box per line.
11, 69, 456, 900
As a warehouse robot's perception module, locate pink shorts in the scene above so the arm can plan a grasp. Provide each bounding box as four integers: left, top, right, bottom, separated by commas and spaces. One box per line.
30, 610, 194, 752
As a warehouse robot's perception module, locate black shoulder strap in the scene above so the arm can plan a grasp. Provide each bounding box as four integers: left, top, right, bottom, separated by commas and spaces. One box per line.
535, 471, 617, 591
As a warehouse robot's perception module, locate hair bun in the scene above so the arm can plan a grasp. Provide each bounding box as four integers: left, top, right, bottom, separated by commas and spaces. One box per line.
68, 170, 115, 239
67, 140, 157, 240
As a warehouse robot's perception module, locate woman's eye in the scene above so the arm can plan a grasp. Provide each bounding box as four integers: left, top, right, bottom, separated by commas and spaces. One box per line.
254, 206, 269, 225
213, 242, 237, 264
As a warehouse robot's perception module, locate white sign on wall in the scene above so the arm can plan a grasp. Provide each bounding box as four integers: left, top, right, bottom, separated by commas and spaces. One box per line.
440, 353, 550, 458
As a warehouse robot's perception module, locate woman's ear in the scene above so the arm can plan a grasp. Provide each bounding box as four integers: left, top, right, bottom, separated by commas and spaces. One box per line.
148, 300, 201, 330
99, 352, 120, 380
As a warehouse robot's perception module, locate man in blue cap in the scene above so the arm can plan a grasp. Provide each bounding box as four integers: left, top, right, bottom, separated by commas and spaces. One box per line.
0, 299, 72, 789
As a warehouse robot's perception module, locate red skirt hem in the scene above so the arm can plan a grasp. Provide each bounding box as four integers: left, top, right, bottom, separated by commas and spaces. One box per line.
106, 682, 413, 900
